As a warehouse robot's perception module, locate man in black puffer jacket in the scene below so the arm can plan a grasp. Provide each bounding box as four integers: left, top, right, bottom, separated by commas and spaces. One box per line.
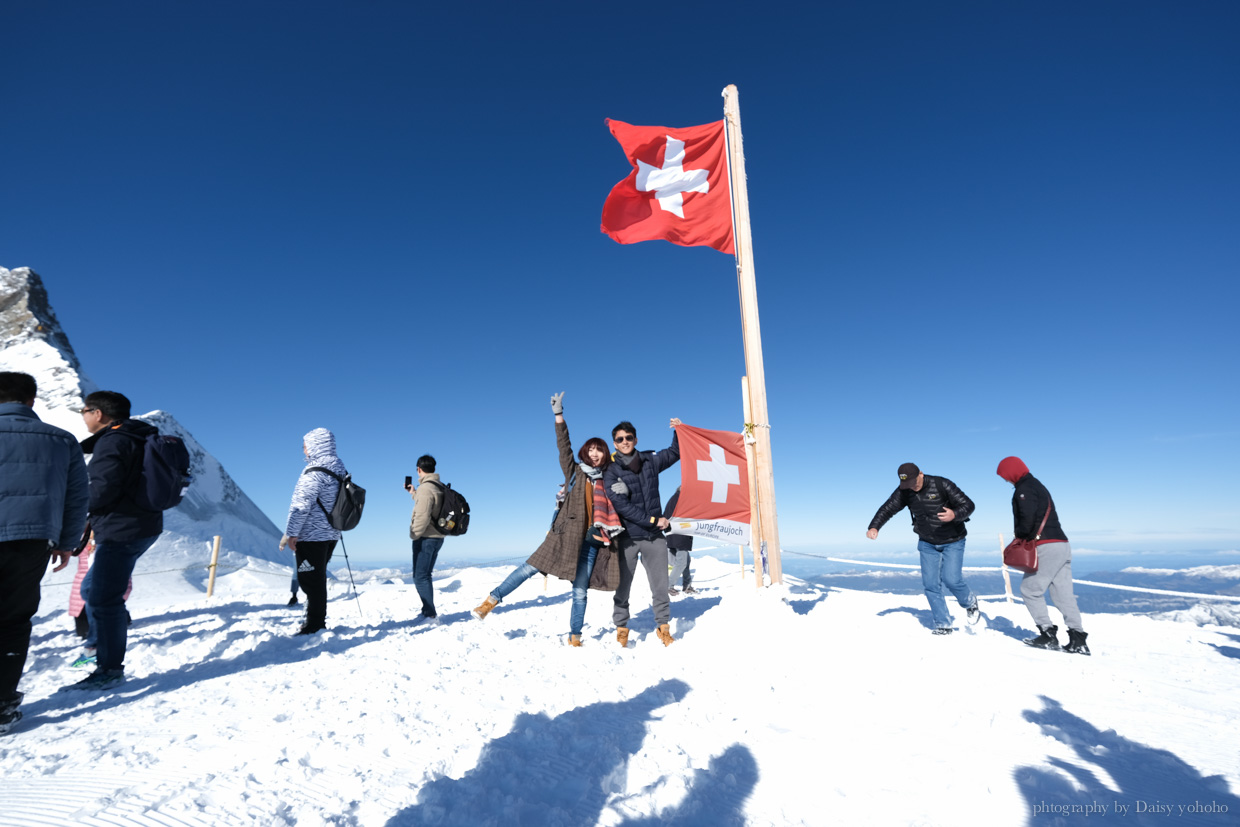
603, 418, 680, 647
867, 462, 979, 634
68, 391, 164, 691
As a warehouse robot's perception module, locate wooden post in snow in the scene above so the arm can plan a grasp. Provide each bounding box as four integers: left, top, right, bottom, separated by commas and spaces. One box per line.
207, 535, 222, 597
738, 545, 746, 580
742, 376, 763, 588
726, 84, 783, 585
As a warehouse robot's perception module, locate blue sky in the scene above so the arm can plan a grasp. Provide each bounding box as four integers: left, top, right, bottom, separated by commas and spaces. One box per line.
3, 1, 1237, 567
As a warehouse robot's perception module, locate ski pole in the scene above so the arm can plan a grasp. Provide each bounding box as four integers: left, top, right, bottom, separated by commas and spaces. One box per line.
338, 536, 363, 617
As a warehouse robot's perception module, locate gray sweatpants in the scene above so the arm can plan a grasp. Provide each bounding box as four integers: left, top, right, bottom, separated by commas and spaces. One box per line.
1020, 541, 1084, 632
613, 536, 671, 627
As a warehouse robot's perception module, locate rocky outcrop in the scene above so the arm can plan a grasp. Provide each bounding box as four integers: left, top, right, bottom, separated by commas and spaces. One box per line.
0, 265, 284, 573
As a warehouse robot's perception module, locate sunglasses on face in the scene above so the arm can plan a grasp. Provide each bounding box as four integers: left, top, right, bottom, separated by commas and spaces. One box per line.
614, 435, 635, 443
81, 407, 98, 414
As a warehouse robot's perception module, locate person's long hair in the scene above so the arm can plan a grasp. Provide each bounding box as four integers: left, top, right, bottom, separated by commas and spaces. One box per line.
578, 437, 610, 468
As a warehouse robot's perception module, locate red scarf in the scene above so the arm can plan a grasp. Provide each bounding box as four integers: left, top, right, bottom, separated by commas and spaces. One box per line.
591, 480, 623, 544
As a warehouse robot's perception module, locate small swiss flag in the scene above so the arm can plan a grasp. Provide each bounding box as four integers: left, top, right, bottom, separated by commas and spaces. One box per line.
600, 119, 734, 254
669, 424, 751, 544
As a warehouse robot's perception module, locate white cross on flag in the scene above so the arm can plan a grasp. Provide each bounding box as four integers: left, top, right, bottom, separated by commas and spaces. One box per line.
600, 119, 735, 254
668, 423, 751, 545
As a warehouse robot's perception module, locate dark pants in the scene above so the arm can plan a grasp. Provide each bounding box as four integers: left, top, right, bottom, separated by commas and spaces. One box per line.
411, 537, 443, 617
295, 540, 337, 628
0, 539, 52, 703
89, 535, 158, 672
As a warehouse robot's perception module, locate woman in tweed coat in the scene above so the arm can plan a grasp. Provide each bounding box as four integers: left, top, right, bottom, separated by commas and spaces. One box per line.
472, 392, 621, 645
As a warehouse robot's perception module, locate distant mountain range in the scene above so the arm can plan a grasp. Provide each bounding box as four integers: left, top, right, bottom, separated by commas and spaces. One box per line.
1, 266, 286, 586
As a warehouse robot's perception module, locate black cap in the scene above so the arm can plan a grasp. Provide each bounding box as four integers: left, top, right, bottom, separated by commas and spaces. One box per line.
897, 462, 920, 489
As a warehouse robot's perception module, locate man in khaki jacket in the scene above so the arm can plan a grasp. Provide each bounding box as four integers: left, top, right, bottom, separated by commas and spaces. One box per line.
406, 454, 445, 623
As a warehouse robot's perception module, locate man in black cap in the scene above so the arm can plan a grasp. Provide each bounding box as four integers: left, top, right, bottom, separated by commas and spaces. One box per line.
866, 462, 979, 634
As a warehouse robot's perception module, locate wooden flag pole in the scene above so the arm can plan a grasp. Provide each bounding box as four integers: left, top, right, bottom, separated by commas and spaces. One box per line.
742, 376, 763, 588
725, 85, 783, 585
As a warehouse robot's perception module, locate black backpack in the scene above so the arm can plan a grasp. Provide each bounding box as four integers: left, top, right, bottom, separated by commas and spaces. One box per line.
306, 466, 366, 531
426, 480, 470, 536
120, 430, 193, 512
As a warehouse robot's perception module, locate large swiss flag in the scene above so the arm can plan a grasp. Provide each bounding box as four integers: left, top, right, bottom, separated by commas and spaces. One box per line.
600, 119, 734, 254
669, 424, 751, 544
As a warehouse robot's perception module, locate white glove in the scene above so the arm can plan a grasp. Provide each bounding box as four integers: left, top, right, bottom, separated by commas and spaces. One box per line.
550, 392, 565, 415
610, 480, 629, 496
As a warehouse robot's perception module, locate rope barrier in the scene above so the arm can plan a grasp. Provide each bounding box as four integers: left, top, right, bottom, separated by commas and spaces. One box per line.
44, 547, 1239, 603
779, 548, 1240, 602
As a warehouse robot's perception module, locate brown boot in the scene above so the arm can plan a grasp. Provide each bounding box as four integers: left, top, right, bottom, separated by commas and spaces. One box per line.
472, 595, 498, 620
568, 634, 583, 647
616, 627, 629, 648
656, 623, 675, 646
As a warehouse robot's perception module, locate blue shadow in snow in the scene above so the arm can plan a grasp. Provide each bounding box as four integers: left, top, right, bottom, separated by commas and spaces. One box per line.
877, 606, 936, 630
1207, 642, 1240, 661
786, 592, 828, 616
617, 743, 759, 827
387, 679, 698, 826
1015, 696, 1240, 825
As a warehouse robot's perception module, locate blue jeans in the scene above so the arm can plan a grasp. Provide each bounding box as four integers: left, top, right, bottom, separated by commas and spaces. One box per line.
917, 539, 975, 629
411, 537, 444, 617
570, 542, 600, 635
88, 535, 158, 672
490, 563, 540, 602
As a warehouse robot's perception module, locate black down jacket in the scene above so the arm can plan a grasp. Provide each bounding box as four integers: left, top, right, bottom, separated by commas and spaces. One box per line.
868, 475, 974, 545
603, 432, 679, 542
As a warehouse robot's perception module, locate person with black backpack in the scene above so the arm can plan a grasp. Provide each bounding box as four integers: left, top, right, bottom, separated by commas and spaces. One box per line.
406, 454, 446, 624
68, 391, 175, 690
280, 428, 348, 636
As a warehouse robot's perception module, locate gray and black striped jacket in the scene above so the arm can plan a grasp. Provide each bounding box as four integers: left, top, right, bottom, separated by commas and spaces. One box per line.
285, 428, 347, 542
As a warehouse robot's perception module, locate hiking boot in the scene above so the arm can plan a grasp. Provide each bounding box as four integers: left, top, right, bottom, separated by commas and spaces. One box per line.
932, 627, 954, 635
668, 587, 680, 596
472, 595, 499, 620
71, 652, 97, 668
0, 706, 21, 735
616, 627, 629, 648
966, 600, 981, 625
656, 623, 675, 646
1064, 629, 1091, 656
287, 595, 299, 607
682, 586, 698, 595
295, 622, 325, 636
66, 669, 125, 691
1025, 625, 1060, 650
567, 634, 583, 647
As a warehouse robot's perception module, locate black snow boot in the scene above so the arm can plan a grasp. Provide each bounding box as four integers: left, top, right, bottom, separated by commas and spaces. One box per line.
1024, 625, 1060, 650
1063, 629, 1091, 656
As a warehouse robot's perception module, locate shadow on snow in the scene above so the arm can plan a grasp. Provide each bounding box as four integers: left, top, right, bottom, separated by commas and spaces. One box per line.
1014, 696, 1240, 826
385, 678, 758, 827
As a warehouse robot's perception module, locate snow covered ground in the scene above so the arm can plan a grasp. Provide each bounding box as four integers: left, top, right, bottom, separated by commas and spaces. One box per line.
3, 556, 1239, 826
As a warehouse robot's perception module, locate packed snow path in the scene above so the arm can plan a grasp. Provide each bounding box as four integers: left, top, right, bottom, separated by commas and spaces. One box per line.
3, 558, 1238, 826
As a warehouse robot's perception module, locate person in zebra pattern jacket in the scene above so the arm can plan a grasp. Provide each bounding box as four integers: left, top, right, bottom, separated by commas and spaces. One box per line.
280, 427, 347, 635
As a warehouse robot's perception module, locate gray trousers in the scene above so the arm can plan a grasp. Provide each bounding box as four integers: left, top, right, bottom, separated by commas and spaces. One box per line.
1020, 541, 1084, 632
613, 536, 671, 627
669, 548, 692, 589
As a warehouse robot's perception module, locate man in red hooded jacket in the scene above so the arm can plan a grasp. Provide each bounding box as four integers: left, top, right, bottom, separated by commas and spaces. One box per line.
997, 456, 1089, 655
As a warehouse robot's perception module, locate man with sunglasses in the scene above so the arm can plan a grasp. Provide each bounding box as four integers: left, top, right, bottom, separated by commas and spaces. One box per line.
603, 418, 681, 647
866, 462, 980, 635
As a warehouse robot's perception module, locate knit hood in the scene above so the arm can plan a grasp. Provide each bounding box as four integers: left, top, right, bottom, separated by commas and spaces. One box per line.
303, 428, 338, 465
996, 456, 1030, 484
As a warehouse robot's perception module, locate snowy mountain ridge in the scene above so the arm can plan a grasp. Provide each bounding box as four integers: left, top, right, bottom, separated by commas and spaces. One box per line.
0, 265, 284, 576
